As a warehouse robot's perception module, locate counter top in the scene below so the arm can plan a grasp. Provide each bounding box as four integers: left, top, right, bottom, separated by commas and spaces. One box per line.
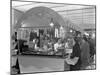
12, 53, 67, 59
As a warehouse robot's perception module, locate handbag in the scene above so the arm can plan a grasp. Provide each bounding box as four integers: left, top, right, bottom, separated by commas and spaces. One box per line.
65, 57, 79, 65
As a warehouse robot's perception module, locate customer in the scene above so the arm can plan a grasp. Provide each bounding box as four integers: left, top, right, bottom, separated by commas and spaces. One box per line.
88, 37, 96, 57
54, 39, 62, 52
34, 39, 40, 50
88, 37, 96, 65
70, 37, 81, 71
80, 36, 90, 69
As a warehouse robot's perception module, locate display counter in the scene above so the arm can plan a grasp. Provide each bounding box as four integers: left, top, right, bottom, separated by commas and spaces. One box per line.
12, 54, 70, 74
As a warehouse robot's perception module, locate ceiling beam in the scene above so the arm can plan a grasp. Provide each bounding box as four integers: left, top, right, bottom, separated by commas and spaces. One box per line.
13, 1, 70, 9
48, 5, 67, 8
59, 11, 95, 15
12, 2, 39, 7
56, 7, 95, 12
12, 0, 96, 6
67, 16, 95, 20
12, 8, 24, 13
13, 3, 67, 9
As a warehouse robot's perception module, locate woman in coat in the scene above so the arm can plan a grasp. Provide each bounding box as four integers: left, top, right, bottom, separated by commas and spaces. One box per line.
80, 36, 90, 69
70, 37, 81, 71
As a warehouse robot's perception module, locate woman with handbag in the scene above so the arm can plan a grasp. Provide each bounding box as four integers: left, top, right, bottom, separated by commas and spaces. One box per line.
70, 37, 82, 71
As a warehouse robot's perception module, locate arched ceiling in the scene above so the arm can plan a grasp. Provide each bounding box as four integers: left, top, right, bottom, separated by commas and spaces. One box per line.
12, 1, 96, 31
15, 6, 66, 29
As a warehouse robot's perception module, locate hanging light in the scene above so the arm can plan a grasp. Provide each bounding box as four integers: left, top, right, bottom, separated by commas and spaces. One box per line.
50, 18, 54, 27
92, 33, 95, 38
60, 26, 63, 29
70, 29, 73, 33
50, 22, 54, 27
